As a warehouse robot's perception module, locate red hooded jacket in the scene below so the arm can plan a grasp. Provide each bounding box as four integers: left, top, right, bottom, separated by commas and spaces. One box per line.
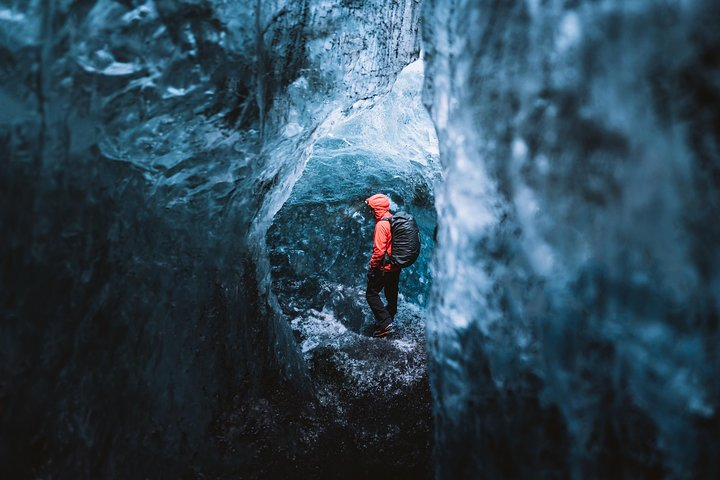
365, 194, 399, 272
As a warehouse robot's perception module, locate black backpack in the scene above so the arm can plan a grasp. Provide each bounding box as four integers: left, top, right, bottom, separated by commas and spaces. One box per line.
381, 212, 421, 268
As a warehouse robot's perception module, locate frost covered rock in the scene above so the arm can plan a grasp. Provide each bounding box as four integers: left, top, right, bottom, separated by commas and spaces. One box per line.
423, 0, 720, 478
285, 305, 432, 478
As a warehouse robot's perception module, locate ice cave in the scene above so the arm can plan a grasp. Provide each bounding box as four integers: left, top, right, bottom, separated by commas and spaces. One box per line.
2, 1, 719, 479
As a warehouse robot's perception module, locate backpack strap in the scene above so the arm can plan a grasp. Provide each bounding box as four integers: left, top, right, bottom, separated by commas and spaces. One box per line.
379, 217, 392, 267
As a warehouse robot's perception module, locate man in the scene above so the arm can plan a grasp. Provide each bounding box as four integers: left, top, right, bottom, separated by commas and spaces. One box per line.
364, 193, 401, 337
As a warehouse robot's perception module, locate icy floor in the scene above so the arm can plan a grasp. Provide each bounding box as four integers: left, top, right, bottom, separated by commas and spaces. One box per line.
219, 298, 434, 478
289, 301, 428, 396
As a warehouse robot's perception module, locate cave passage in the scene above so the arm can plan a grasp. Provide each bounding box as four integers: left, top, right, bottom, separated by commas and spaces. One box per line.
262, 59, 440, 475
268, 58, 440, 339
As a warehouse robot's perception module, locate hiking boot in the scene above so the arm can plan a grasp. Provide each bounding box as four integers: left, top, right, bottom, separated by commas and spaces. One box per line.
373, 323, 394, 338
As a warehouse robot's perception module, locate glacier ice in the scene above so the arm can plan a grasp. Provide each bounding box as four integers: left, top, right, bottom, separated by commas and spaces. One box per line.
4, 0, 720, 477
423, 0, 720, 478
268, 59, 440, 333
0, 0, 422, 477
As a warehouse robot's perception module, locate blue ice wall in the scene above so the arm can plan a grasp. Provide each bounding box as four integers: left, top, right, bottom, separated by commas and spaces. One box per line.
268, 60, 440, 333
423, 1, 720, 478
0, 1, 420, 476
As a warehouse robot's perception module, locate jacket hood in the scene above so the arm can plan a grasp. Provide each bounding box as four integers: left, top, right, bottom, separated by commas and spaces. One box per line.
365, 193, 391, 221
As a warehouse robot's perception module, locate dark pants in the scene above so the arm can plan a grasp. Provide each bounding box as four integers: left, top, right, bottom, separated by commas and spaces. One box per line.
365, 269, 400, 329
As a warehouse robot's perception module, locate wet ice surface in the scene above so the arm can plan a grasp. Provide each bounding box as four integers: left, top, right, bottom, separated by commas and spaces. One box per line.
290, 299, 427, 394
279, 300, 432, 478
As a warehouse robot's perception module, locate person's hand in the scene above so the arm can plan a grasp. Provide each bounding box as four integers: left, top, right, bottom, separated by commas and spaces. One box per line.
367, 268, 381, 280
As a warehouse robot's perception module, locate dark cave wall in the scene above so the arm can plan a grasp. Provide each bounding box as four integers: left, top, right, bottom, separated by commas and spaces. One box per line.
0, 1, 420, 476
423, 1, 720, 478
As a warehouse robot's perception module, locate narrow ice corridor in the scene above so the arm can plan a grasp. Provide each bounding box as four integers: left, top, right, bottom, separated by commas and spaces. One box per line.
6, 1, 719, 478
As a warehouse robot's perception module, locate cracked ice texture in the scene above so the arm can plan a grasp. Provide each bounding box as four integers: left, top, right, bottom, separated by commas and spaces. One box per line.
423, 0, 720, 478
0, 0, 420, 476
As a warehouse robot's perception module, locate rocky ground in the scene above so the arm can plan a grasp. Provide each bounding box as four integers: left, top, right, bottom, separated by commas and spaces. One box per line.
210, 304, 433, 479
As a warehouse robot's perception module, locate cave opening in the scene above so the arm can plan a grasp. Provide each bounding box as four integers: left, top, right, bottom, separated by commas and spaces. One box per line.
267, 58, 440, 340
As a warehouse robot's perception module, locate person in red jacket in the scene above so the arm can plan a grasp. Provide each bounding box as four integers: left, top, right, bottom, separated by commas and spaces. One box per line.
364, 193, 401, 337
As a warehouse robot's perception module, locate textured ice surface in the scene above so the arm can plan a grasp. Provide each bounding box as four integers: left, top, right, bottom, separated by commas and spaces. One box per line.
9, 0, 717, 477
269, 59, 440, 331
283, 299, 432, 478
423, 0, 720, 478
0, 1, 421, 477
290, 303, 427, 394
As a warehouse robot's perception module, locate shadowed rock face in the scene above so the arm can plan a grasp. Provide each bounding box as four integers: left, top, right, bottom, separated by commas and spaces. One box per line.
0, 1, 420, 476
423, 0, 720, 478
224, 305, 433, 479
